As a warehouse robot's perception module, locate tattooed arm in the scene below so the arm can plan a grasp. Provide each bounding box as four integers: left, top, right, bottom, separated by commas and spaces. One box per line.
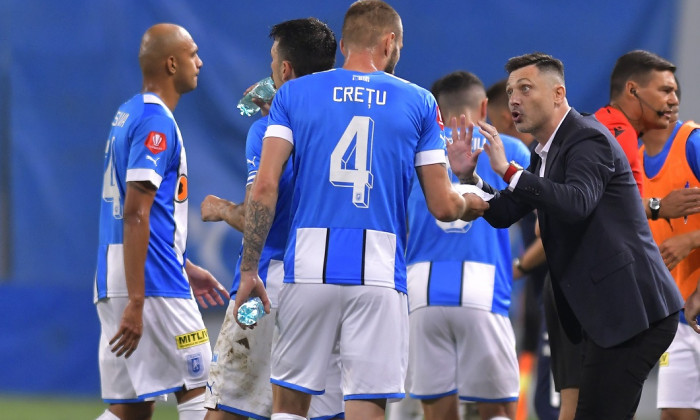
234, 136, 293, 327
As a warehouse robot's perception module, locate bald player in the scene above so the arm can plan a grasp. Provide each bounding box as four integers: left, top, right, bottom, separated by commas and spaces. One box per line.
94, 23, 228, 420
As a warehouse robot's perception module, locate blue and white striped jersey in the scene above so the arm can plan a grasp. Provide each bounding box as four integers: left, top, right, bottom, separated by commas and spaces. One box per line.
406, 129, 530, 315
264, 68, 446, 293
95, 93, 190, 301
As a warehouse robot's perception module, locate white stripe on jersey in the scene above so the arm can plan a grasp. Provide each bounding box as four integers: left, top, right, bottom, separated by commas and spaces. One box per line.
461, 261, 495, 309
107, 244, 128, 297
265, 125, 294, 145
363, 229, 396, 286
144, 93, 168, 108
406, 261, 495, 312
293, 227, 327, 280
126, 168, 163, 188
407, 263, 430, 310
246, 170, 257, 186
415, 149, 446, 167
292, 227, 397, 287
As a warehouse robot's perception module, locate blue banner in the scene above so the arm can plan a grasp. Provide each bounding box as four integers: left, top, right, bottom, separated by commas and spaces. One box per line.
0, 0, 678, 395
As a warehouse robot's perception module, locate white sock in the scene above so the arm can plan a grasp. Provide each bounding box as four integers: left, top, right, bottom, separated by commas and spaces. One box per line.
96, 409, 120, 420
271, 413, 307, 420
488, 417, 510, 420
177, 393, 206, 420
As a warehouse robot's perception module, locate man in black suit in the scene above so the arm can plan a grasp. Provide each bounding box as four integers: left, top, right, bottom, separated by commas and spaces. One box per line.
447, 52, 683, 420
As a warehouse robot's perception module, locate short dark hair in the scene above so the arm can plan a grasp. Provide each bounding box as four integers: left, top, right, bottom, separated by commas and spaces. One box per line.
430, 71, 485, 112
486, 79, 508, 110
505, 52, 565, 82
342, 0, 401, 49
269, 18, 337, 77
609, 50, 676, 99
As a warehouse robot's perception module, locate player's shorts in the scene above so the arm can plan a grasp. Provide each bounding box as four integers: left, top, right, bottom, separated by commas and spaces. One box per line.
656, 319, 700, 410
204, 301, 344, 420
271, 283, 409, 400
406, 306, 519, 402
543, 274, 582, 392
97, 296, 211, 402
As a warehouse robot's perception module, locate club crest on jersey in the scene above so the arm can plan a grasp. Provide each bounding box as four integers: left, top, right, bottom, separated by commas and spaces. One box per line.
187, 353, 204, 377
436, 218, 473, 234
145, 131, 167, 154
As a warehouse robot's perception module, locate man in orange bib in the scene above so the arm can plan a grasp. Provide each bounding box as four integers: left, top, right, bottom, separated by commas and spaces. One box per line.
640, 82, 700, 419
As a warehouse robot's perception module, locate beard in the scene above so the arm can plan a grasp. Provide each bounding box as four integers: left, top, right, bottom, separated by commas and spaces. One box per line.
384, 45, 399, 74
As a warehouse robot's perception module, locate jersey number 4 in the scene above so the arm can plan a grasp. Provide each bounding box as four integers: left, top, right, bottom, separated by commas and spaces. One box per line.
102, 136, 123, 219
329, 116, 374, 208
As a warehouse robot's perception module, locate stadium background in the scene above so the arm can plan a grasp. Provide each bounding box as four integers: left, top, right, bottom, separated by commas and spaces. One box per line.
1, 0, 699, 416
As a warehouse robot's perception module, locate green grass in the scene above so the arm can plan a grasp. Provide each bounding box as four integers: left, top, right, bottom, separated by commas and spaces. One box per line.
0, 395, 178, 420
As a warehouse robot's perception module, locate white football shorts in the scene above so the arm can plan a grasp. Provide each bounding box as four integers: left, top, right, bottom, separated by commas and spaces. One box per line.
657, 320, 700, 410
407, 306, 519, 402
97, 296, 211, 402
271, 283, 409, 400
204, 301, 344, 419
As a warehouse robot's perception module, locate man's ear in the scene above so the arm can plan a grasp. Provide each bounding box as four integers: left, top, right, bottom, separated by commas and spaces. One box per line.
282, 61, 296, 82
554, 84, 566, 105
383, 32, 396, 57
167, 56, 177, 75
479, 98, 488, 121
340, 38, 347, 57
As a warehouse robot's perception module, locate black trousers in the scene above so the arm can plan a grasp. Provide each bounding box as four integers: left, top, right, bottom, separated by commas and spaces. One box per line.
574, 311, 679, 420
544, 273, 583, 391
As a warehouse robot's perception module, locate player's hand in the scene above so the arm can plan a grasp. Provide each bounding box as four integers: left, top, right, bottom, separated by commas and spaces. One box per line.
201, 195, 225, 222
446, 114, 481, 183
234, 271, 271, 329
478, 121, 509, 177
659, 233, 694, 270
685, 287, 700, 333
461, 193, 489, 221
110, 300, 144, 358
186, 261, 229, 308
658, 187, 700, 219
243, 83, 272, 116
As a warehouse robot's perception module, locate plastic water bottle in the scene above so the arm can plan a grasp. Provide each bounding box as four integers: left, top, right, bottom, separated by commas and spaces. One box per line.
237, 77, 277, 116
237, 297, 266, 325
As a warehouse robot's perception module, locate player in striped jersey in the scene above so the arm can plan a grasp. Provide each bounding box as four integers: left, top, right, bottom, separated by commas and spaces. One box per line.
94, 24, 227, 420
404, 71, 529, 420
236, 2, 488, 420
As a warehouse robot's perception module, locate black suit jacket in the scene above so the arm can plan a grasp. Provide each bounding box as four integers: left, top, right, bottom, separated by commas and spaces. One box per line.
482, 108, 683, 348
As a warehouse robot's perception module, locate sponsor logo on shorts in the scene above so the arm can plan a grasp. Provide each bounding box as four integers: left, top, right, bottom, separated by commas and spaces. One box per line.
175, 328, 209, 349
187, 353, 203, 376
659, 351, 669, 367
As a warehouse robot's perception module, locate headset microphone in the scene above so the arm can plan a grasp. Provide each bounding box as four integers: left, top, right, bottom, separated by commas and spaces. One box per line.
631, 89, 665, 117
